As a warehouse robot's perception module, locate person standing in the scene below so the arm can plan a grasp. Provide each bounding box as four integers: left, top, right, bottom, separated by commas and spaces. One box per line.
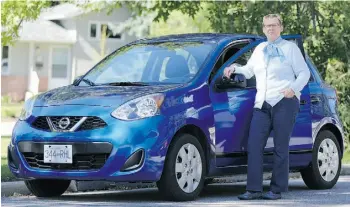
224, 14, 310, 200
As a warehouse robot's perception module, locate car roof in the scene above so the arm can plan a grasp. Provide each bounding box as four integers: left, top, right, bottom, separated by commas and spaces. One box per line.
131, 33, 264, 45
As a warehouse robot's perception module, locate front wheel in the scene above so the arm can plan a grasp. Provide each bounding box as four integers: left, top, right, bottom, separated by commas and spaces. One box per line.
300, 130, 341, 189
157, 134, 206, 201
25, 179, 71, 197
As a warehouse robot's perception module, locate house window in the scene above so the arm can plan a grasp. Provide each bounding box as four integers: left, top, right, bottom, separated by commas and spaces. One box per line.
101, 23, 121, 39
1, 46, 9, 74
90, 23, 97, 38
52, 47, 68, 78
89, 22, 122, 40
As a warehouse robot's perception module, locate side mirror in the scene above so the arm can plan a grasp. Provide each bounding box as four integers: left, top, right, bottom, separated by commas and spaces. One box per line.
215, 73, 247, 90
72, 75, 82, 86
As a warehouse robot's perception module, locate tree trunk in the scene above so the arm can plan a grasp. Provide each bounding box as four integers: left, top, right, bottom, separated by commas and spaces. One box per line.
100, 24, 107, 58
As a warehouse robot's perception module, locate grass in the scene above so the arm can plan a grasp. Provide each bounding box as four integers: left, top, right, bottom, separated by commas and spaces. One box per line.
343, 148, 350, 164
1, 103, 23, 120
1, 136, 17, 182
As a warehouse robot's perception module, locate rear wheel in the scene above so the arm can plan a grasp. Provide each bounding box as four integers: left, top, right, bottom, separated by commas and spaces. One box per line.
157, 134, 206, 201
25, 179, 71, 197
300, 130, 341, 189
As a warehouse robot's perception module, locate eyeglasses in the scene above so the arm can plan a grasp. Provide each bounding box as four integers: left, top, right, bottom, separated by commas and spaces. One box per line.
263, 23, 280, 29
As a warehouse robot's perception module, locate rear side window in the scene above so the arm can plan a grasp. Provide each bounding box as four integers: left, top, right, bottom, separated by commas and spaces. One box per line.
306, 55, 322, 83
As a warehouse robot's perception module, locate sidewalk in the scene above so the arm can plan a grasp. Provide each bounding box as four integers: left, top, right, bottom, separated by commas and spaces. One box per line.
2, 164, 350, 197
1, 121, 16, 137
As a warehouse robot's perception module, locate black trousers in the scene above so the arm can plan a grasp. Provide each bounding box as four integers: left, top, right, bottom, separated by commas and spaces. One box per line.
246, 97, 299, 192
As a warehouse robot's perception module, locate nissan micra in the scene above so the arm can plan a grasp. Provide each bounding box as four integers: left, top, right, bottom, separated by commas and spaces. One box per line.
8, 33, 345, 201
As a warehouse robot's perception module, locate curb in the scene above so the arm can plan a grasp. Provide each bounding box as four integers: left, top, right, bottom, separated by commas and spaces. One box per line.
0, 121, 16, 137
2, 164, 350, 197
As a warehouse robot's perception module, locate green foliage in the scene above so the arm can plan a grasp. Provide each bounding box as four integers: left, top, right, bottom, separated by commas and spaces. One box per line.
150, 3, 213, 37
1, 137, 17, 182
1, 0, 51, 46
1, 95, 13, 105
325, 59, 350, 146
204, 1, 350, 76
1, 95, 23, 119
344, 148, 350, 163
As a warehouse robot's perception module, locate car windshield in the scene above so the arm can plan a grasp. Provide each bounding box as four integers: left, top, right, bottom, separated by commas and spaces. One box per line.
79, 41, 215, 86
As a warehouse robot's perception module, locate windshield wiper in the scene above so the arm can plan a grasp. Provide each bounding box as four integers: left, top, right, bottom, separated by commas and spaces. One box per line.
103, 82, 149, 86
81, 78, 96, 86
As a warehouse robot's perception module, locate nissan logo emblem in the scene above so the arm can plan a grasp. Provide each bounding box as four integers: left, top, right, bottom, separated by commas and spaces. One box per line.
58, 117, 70, 129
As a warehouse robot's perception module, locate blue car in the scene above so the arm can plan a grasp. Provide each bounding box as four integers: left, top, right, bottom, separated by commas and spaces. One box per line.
8, 33, 344, 201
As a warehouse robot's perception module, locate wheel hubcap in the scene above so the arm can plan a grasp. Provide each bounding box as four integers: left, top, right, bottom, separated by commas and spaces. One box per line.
317, 138, 339, 182
175, 143, 202, 193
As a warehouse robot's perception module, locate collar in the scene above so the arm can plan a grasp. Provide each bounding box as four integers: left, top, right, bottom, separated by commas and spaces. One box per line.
267, 36, 283, 44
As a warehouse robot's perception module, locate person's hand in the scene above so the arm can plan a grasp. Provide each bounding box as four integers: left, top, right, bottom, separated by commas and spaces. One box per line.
280, 88, 295, 98
223, 65, 235, 79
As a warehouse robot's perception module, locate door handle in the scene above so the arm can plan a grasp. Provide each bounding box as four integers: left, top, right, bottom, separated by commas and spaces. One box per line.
310, 96, 321, 104
300, 100, 307, 105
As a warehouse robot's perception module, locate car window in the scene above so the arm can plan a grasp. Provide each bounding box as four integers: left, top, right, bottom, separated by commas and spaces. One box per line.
210, 41, 250, 81
94, 52, 150, 83
233, 48, 256, 88
159, 49, 199, 81
82, 42, 215, 85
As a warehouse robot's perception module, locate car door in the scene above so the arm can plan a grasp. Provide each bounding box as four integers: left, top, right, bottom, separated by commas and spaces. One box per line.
209, 35, 313, 168
209, 39, 263, 167
263, 35, 313, 159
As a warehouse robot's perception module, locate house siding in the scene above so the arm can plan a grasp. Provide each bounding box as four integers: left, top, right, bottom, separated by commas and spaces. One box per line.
74, 8, 138, 76
2, 6, 140, 101
2, 42, 52, 100
8, 43, 29, 75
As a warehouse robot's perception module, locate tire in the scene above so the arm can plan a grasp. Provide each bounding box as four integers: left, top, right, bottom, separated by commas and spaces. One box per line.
300, 130, 341, 189
157, 133, 206, 201
24, 179, 71, 197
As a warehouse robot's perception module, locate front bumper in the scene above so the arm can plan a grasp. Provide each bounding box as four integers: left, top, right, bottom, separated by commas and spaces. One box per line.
9, 105, 172, 182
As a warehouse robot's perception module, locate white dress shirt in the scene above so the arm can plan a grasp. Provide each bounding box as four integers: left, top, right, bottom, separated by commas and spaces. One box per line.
231, 39, 311, 109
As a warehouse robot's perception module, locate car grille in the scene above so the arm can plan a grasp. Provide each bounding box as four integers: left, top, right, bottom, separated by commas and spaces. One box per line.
50, 116, 81, 130
31, 117, 50, 131
31, 116, 107, 132
22, 152, 110, 170
77, 117, 107, 131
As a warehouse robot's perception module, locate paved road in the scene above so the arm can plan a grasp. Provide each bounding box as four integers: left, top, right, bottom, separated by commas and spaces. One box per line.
2, 176, 350, 207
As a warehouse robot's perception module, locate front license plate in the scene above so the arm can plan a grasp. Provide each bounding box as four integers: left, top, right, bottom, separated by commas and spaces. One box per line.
44, 145, 72, 164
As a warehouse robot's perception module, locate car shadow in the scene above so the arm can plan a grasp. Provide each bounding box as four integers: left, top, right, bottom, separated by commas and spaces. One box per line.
40, 182, 311, 203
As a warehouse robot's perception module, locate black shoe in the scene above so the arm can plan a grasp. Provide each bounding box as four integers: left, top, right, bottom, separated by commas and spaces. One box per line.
238, 191, 262, 200
262, 191, 282, 200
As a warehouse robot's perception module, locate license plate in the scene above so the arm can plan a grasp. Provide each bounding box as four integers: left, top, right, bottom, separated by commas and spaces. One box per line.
44, 145, 72, 164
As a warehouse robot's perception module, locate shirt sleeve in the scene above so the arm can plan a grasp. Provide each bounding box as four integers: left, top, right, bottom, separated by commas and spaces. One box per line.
231, 48, 257, 79
289, 43, 311, 94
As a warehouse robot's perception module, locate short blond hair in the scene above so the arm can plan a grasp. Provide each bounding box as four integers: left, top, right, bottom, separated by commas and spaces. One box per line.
263, 14, 283, 26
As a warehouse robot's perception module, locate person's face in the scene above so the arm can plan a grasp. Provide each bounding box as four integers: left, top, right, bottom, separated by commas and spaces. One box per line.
263, 17, 283, 41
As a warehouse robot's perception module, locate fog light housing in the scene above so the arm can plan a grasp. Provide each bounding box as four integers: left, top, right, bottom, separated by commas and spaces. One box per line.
121, 149, 145, 172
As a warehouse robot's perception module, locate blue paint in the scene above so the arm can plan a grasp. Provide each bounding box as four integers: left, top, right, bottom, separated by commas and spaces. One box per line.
9, 34, 344, 181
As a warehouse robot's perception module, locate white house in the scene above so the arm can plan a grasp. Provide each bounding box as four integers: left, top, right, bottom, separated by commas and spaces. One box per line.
1, 3, 140, 101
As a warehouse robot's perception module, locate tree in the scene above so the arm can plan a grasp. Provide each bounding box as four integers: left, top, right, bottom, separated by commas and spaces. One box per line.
1, 0, 52, 46
149, 3, 213, 37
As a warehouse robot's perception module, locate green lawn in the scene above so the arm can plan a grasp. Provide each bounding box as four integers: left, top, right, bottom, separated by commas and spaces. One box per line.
343, 148, 350, 164
1, 103, 23, 120
1, 136, 17, 182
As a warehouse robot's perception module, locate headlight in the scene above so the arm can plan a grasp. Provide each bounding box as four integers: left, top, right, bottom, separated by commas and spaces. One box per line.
111, 93, 164, 120
19, 97, 35, 121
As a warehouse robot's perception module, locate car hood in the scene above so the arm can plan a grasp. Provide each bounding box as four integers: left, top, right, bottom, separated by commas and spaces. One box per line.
34, 84, 182, 107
